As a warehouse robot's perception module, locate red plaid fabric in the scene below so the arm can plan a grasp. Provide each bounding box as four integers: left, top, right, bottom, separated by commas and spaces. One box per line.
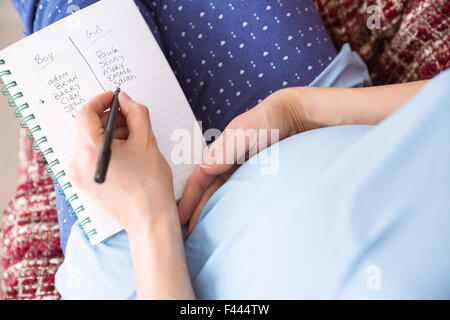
314, 0, 450, 83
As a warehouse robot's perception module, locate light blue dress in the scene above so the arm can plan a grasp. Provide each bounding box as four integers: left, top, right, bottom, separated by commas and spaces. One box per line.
55, 46, 450, 299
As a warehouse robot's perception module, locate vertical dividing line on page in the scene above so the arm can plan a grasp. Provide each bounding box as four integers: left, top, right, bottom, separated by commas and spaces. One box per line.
68, 36, 106, 92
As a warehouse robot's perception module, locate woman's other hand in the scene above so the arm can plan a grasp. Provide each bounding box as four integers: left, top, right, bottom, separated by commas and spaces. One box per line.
178, 88, 307, 237
179, 82, 428, 237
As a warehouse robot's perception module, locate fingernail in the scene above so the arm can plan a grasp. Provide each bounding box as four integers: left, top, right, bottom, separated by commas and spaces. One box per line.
199, 164, 210, 169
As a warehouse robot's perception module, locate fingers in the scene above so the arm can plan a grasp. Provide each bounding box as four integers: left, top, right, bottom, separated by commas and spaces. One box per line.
113, 127, 129, 140
118, 91, 155, 143
101, 110, 128, 139
202, 134, 235, 175
178, 166, 216, 224
202, 115, 257, 176
75, 90, 156, 148
76, 91, 115, 146
86, 90, 115, 114
186, 176, 226, 238
179, 163, 238, 226
179, 110, 257, 224
101, 110, 127, 129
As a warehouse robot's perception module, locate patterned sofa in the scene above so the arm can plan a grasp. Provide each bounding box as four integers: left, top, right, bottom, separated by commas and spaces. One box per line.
1, 0, 449, 299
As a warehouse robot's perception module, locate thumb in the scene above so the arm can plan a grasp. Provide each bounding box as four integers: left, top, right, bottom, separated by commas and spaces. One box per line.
202, 118, 259, 176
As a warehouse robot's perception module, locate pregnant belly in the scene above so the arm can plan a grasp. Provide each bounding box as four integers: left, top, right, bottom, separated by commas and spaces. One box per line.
185, 125, 373, 299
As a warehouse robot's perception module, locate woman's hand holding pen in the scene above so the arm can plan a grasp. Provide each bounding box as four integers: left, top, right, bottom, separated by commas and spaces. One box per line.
69, 91, 178, 236
71, 92, 194, 299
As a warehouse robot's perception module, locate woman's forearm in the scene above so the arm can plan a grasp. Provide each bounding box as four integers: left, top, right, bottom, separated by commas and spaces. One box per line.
286, 81, 428, 133
128, 204, 195, 300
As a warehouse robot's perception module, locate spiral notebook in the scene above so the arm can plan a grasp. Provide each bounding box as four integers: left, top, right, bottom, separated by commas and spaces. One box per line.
0, 0, 205, 245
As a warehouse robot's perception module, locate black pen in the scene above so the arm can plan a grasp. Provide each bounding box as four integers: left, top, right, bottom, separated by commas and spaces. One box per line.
95, 87, 121, 184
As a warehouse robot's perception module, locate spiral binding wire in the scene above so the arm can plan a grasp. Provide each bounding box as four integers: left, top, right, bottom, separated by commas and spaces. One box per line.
0, 58, 97, 241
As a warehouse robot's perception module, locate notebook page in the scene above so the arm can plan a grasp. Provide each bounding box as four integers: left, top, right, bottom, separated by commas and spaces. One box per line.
0, 0, 205, 244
